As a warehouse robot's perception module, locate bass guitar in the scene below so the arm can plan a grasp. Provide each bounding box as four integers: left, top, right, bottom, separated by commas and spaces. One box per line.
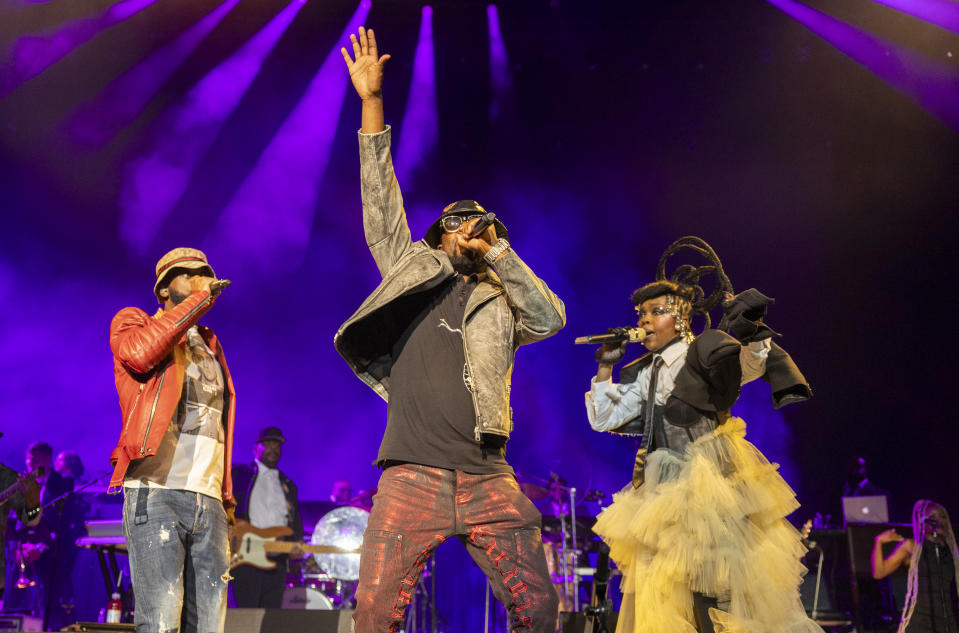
230, 519, 359, 570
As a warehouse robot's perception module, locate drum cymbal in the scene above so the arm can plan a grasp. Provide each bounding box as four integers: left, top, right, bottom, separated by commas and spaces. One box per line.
349, 488, 376, 509
519, 481, 548, 501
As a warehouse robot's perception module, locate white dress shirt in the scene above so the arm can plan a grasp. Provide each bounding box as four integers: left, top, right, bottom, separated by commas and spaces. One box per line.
248, 459, 288, 529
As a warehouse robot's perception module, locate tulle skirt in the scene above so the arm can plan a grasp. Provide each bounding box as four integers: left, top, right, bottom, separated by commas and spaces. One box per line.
593, 418, 822, 633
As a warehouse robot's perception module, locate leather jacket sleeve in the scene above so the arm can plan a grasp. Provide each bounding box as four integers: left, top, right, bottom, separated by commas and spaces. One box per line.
110, 291, 213, 375
358, 126, 415, 278
488, 249, 566, 346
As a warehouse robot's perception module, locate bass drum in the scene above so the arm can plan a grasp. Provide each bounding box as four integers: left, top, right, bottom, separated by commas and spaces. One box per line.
309, 506, 369, 581
281, 585, 334, 610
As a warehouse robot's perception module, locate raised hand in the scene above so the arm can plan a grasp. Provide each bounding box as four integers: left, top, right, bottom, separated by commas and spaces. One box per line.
875, 528, 904, 544
341, 26, 390, 100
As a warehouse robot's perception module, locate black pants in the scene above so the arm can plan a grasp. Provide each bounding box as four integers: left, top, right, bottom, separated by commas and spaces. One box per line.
692, 593, 718, 633
231, 561, 287, 608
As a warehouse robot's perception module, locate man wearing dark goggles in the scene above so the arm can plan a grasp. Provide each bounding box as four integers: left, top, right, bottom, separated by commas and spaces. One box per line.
337, 26, 565, 633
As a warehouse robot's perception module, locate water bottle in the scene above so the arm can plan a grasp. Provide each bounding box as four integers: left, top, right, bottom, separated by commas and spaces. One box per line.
106, 592, 122, 623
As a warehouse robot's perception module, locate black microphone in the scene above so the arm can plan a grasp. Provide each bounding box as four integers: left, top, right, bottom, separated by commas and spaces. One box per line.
583, 489, 606, 502
574, 327, 648, 345
468, 212, 497, 238
210, 279, 232, 292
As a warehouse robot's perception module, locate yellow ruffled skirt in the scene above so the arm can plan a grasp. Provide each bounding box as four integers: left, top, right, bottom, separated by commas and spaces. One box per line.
593, 418, 823, 633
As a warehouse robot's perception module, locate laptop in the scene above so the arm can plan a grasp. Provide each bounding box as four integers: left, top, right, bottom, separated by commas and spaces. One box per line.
842, 495, 889, 525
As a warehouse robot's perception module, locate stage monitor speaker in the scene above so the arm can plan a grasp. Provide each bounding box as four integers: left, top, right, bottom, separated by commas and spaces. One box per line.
0, 614, 42, 632
225, 608, 353, 633
799, 528, 846, 617
560, 610, 619, 633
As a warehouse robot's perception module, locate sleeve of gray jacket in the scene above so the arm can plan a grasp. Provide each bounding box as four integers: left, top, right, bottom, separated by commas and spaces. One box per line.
358, 126, 414, 277
488, 249, 566, 346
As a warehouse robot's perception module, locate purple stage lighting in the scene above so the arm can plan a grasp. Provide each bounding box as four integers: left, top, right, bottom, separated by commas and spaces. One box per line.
487, 4, 513, 121
766, 0, 959, 134
393, 5, 438, 186
118, 0, 309, 256
868, 0, 959, 36
0, 0, 162, 98
203, 0, 373, 275
63, 0, 243, 149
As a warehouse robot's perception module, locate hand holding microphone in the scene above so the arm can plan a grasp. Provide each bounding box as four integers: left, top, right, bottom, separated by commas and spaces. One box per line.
468, 212, 497, 239
574, 327, 649, 366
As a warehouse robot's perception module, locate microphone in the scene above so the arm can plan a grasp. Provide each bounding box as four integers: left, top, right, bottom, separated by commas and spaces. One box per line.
583, 489, 606, 501
468, 212, 497, 238
210, 279, 232, 292
574, 327, 648, 345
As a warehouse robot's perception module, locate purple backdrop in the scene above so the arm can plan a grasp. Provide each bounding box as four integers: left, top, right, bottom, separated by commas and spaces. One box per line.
2, 0, 958, 625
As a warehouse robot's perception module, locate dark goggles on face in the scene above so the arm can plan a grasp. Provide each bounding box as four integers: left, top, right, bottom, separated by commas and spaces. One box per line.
441, 214, 484, 233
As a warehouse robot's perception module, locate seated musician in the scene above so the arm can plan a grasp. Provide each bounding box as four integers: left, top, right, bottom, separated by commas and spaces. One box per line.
231, 426, 304, 608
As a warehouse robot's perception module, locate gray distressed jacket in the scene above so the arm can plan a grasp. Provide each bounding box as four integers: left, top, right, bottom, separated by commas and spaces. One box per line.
334, 127, 566, 442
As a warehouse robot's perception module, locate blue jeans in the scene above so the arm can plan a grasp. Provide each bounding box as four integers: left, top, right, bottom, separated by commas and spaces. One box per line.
122, 487, 229, 633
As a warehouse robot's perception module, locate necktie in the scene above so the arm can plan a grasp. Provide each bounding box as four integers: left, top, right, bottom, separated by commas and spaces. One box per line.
632, 355, 664, 488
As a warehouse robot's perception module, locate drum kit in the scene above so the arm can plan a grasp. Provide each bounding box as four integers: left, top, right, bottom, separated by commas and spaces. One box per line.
517, 472, 609, 614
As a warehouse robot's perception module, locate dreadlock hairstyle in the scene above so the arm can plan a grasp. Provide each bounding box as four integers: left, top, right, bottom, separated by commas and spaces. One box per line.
897, 499, 959, 633
631, 236, 734, 343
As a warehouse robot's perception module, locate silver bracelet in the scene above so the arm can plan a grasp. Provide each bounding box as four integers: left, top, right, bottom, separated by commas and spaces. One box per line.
484, 239, 511, 265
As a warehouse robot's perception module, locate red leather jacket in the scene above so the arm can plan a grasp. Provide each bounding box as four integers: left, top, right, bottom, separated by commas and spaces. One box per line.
108, 290, 236, 508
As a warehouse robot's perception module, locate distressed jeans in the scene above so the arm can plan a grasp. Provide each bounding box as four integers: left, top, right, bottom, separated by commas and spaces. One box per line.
122, 487, 230, 633
354, 464, 558, 633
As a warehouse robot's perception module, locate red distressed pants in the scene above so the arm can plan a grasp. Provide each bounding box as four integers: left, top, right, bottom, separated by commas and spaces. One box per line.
353, 463, 559, 632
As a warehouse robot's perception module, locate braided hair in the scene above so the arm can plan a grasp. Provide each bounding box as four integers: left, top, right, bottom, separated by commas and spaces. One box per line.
897, 500, 959, 633
631, 236, 734, 340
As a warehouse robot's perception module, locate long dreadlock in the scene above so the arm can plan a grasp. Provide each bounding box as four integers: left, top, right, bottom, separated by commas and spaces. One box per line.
897, 499, 959, 633
632, 236, 734, 340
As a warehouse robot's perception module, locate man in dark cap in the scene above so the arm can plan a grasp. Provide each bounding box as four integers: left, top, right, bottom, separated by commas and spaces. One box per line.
108, 247, 235, 633
230, 426, 304, 608
337, 27, 566, 633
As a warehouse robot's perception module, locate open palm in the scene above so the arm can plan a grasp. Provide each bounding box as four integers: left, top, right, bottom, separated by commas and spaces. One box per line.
341, 26, 390, 100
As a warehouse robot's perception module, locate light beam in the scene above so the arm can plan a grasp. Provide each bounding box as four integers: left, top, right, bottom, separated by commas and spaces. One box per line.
118, 0, 308, 255
203, 0, 373, 275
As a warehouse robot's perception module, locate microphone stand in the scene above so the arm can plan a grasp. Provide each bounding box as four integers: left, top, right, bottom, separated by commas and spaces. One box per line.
583, 542, 613, 633
569, 487, 579, 613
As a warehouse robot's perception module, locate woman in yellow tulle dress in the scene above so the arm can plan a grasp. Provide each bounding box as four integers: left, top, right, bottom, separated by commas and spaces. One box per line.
585, 237, 822, 633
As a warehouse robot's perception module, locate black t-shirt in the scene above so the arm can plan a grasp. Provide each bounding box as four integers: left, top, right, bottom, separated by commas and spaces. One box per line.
376, 275, 511, 475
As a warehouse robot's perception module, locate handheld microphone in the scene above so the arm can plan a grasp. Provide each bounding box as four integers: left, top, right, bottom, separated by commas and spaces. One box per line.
468, 212, 497, 238
210, 279, 232, 292
574, 327, 648, 345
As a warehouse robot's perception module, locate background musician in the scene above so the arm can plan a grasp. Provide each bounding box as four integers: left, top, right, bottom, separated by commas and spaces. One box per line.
231, 426, 304, 608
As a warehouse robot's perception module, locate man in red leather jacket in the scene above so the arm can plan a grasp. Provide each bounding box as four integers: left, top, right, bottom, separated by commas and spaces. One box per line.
108, 247, 236, 633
